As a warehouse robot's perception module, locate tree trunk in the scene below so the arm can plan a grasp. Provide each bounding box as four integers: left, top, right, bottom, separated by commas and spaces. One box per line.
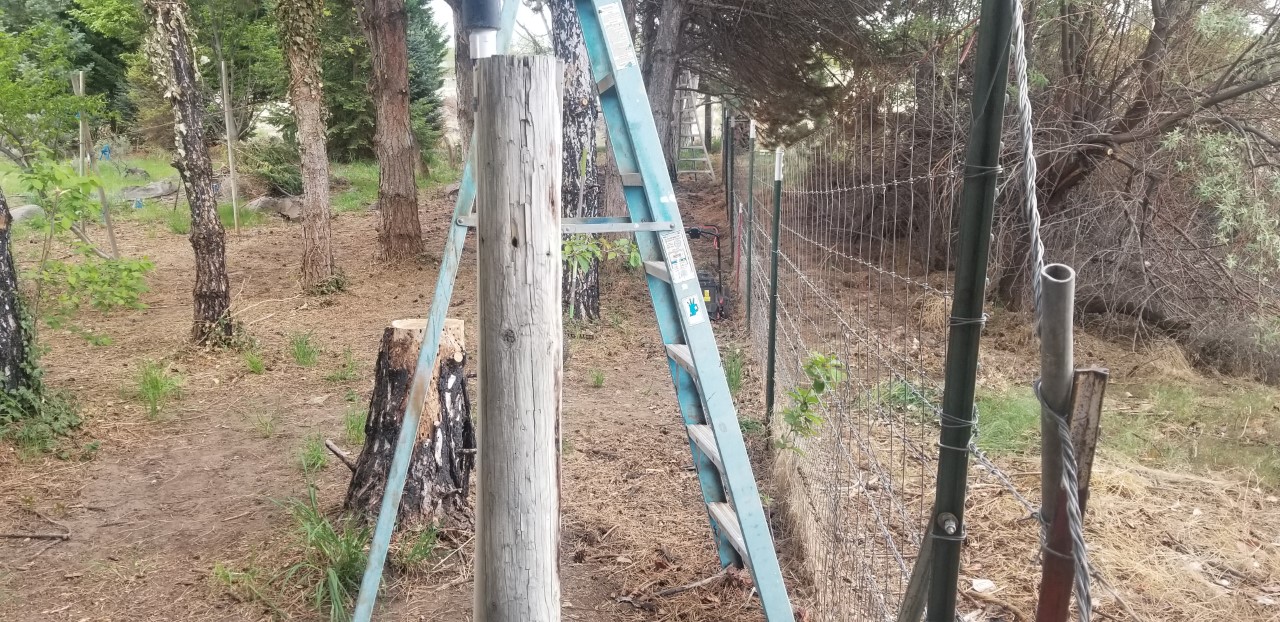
358, 0, 423, 260
279, 0, 337, 291
452, 14, 474, 158
0, 191, 26, 394
551, 0, 602, 321
145, 0, 232, 344
345, 318, 473, 528
644, 0, 685, 179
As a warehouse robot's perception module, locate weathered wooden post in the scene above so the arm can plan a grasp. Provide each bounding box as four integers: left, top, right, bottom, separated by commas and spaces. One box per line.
472, 54, 563, 622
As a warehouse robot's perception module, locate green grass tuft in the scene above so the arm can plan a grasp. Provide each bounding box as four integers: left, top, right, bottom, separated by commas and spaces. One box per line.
724, 348, 745, 397
283, 486, 370, 621
244, 350, 266, 374
299, 433, 328, 475
289, 332, 320, 367
588, 369, 605, 388
393, 527, 439, 569
974, 387, 1040, 454
251, 413, 278, 438
134, 359, 183, 420
343, 406, 366, 447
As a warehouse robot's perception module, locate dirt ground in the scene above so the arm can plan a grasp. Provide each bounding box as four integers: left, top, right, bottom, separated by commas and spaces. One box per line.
0, 185, 775, 621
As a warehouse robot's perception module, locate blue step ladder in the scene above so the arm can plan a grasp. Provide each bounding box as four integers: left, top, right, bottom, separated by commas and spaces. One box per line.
353, 0, 794, 619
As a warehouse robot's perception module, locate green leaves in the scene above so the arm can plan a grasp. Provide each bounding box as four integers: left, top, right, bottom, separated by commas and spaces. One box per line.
777, 352, 846, 452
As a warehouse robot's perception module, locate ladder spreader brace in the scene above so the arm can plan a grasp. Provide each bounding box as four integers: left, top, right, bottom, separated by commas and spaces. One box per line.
353, 1, 795, 619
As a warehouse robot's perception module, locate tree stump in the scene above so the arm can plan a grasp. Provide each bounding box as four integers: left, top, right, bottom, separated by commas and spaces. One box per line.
344, 318, 473, 529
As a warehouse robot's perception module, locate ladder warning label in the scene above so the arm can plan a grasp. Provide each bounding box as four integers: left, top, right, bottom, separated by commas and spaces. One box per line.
682, 295, 706, 326
659, 230, 697, 284
599, 3, 638, 69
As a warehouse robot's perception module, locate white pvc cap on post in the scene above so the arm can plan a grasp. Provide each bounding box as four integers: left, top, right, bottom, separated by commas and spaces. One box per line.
470, 29, 498, 60
774, 146, 784, 181
749, 120, 756, 139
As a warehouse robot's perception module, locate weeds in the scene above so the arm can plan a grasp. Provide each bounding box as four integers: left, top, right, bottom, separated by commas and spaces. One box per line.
166, 210, 190, 235
724, 348, 745, 397
324, 348, 358, 383
134, 359, 183, 420
282, 487, 370, 622
588, 369, 605, 388
289, 333, 319, 367
0, 315, 80, 455
777, 352, 845, 451
343, 406, 366, 447
739, 417, 766, 437
244, 350, 265, 374
252, 413, 279, 438
299, 434, 328, 475
393, 527, 439, 569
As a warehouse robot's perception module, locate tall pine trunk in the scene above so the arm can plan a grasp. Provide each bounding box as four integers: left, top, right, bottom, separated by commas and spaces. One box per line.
145, 0, 232, 344
551, 0, 602, 321
359, 0, 423, 260
0, 191, 26, 394
448, 3, 473, 158
279, 0, 337, 291
644, 0, 685, 179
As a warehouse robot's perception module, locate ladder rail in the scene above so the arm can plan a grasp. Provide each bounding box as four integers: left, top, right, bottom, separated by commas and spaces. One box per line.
578, 1, 794, 619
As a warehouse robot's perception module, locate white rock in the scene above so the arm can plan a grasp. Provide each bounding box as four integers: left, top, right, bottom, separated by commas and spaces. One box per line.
9, 205, 42, 222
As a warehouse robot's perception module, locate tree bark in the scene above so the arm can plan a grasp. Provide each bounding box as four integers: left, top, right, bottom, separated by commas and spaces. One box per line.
358, 0, 424, 260
644, 0, 686, 179
279, 0, 337, 291
0, 191, 26, 394
551, 0, 602, 321
345, 318, 473, 528
145, 0, 232, 344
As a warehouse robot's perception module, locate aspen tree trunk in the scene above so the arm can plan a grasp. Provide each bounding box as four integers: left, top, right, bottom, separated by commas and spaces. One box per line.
279, 0, 337, 290
345, 319, 473, 527
358, 0, 424, 260
145, 0, 232, 344
551, 0, 601, 321
0, 191, 26, 394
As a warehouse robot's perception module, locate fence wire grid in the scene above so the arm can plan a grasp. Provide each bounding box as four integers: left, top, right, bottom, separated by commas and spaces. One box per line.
723, 29, 1062, 619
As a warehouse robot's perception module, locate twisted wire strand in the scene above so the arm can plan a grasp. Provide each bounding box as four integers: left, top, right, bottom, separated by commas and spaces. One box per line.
1010, 0, 1048, 338
1011, 0, 1093, 616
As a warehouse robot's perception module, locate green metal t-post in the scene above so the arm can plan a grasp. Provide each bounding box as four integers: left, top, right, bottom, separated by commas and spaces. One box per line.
925, 0, 1014, 618
764, 146, 784, 421
745, 120, 757, 325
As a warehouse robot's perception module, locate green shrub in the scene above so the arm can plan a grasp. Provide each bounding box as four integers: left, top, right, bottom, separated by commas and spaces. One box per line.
39, 252, 154, 312
240, 139, 302, 197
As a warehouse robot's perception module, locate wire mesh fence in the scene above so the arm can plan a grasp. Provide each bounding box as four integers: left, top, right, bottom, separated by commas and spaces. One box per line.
723, 20, 1049, 617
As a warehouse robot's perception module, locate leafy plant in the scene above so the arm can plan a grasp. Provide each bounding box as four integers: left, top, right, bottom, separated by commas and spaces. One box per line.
0, 313, 80, 455
588, 369, 605, 388
606, 237, 643, 269
324, 348, 358, 383
282, 487, 370, 622
299, 433, 328, 475
777, 352, 846, 451
290, 332, 319, 367
38, 252, 154, 312
134, 359, 183, 420
739, 417, 766, 437
240, 138, 302, 197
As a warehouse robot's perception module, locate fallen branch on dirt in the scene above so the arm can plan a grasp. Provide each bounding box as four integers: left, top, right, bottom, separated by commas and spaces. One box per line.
325, 439, 357, 472
962, 588, 1029, 622
17, 539, 63, 570
654, 568, 729, 598
0, 532, 70, 540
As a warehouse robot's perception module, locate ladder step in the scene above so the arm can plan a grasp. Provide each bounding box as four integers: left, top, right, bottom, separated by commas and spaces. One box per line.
687, 424, 723, 473
665, 343, 694, 374
643, 260, 670, 283
621, 173, 643, 187
596, 74, 616, 94
708, 502, 748, 562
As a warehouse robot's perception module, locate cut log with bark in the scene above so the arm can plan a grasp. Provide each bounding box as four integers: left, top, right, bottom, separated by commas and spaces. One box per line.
0, 190, 26, 394
345, 318, 472, 529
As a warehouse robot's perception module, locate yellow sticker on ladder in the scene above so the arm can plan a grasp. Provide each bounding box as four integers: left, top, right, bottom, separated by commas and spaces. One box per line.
703, 290, 710, 302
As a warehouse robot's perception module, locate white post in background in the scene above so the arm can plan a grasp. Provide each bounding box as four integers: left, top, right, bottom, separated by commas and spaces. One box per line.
219, 60, 240, 234
75, 71, 87, 177
473, 54, 563, 622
